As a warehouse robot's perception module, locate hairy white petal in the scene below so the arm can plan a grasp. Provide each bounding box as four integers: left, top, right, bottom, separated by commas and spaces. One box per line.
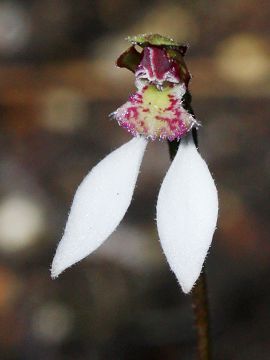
156, 135, 218, 293
51, 137, 147, 278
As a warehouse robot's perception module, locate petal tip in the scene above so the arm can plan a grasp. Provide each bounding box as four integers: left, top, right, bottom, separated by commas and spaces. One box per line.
50, 270, 59, 280
180, 279, 196, 294
50, 256, 64, 279
50, 239, 83, 279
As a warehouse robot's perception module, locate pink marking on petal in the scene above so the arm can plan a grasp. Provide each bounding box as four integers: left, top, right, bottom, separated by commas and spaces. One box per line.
113, 84, 197, 141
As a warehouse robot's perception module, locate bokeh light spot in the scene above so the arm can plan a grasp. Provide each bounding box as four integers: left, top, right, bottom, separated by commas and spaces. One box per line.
215, 33, 269, 85
0, 2, 30, 55
40, 87, 87, 133
0, 194, 45, 253
32, 302, 74, 343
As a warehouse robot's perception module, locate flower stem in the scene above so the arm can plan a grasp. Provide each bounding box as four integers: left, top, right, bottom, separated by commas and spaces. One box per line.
167, 92, 211, 360
191, 269, 211, 360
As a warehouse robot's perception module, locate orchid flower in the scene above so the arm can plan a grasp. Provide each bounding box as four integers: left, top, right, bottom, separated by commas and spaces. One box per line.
51, 34, 218, 294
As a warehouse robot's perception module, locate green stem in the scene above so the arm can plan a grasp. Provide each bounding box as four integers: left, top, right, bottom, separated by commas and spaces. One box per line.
167, 92, 211, 360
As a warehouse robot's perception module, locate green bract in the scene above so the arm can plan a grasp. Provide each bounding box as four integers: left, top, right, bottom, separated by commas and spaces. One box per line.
127, 33, 180, 47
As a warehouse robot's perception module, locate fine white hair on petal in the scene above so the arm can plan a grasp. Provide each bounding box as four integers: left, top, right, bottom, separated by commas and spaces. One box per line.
156, 134, 218, 293
51, 137, 148, 278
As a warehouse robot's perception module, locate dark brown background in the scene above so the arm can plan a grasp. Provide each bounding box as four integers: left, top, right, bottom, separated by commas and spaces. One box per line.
0, 0, 269, 359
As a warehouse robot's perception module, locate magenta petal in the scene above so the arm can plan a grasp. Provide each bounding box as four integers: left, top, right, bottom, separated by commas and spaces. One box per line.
135, 47, 180, 85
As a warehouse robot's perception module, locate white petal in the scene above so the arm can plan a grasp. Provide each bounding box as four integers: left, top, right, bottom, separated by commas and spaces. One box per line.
51, 137, 147, 278
156, 135, 218, 293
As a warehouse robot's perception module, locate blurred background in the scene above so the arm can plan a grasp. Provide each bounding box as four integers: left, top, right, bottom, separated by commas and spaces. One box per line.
0, 0, 269, 359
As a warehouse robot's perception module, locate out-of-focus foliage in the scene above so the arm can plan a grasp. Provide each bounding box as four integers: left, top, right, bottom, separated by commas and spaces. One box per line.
0, 1, 269, 359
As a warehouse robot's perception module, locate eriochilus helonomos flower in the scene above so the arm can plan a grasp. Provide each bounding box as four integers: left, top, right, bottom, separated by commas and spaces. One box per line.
51, 34, 218, 294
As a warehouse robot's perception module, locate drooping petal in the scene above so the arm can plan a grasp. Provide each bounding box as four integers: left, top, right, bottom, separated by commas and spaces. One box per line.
51, 137, 147, 278
156, 135, 218, 293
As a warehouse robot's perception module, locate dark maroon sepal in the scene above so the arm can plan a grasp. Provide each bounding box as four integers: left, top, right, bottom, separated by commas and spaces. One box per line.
116, 46, 143, 73
166, 48, 191, 86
